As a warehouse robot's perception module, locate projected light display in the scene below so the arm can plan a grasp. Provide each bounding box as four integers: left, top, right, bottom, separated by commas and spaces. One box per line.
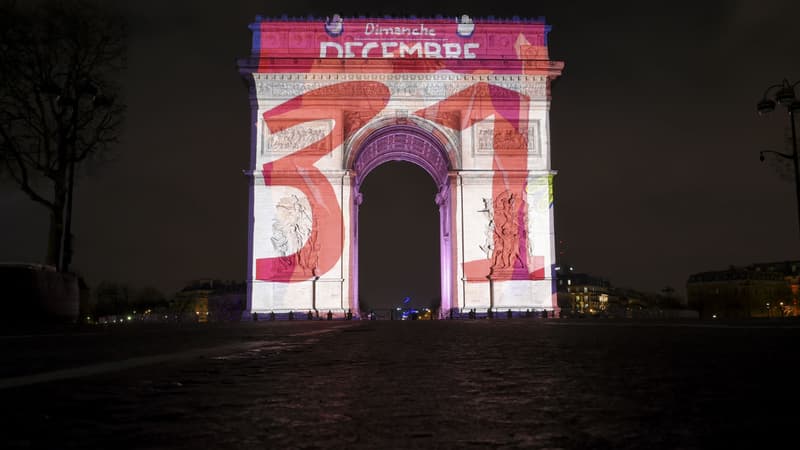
238, 15, 563, 317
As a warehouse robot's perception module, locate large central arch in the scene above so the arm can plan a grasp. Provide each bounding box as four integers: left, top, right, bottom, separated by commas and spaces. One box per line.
349, 123, 455, 315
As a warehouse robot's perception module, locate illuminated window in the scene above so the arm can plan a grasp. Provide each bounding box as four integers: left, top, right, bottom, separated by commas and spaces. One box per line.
567, 279, 571, 286
584, 287, 588, 293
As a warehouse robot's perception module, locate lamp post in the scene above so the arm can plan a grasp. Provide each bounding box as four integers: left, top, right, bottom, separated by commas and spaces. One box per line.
44, 79, 111, 272
757, 78, 800, 238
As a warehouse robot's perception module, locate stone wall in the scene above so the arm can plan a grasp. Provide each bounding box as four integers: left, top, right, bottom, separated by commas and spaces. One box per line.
0, 263, 79, 324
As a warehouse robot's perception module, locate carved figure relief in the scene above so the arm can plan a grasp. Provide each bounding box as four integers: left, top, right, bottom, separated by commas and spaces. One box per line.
524, 204, 533, 258
437, 111, 461, 130
263, 121, 331, 155
478, 197, 494, 260
493, 128, 529, 151
435, 185, 449, 206
270, 195, 317, 271
324, 14, 344, 37
298, 222, 319, 274
343, 110, 369, 138
490, 190, 522, 270
474, 121, 540, 155
477, 127, 495, 151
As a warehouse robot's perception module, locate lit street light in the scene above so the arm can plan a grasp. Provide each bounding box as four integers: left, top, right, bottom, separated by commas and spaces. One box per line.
757, 79, 800, 238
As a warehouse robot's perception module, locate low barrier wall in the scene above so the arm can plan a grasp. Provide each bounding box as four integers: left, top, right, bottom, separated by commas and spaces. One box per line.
0, 263, 79, 324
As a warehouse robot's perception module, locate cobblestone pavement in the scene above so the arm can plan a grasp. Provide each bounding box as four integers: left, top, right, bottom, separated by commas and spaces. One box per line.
3, 319, 800, 449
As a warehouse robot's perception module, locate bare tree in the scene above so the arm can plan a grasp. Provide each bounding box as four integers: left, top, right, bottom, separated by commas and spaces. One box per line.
0, 0, 126, 271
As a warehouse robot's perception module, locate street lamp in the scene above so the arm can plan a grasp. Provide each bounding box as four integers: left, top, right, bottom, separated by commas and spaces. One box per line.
42, 78, 112, 272
757, 78, 800, 238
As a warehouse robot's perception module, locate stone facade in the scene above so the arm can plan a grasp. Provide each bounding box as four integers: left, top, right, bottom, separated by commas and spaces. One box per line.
238, 16, 563, 317
687, 261, 799, 319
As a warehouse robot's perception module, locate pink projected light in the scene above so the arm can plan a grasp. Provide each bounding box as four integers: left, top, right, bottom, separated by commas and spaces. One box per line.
239, 15, 563, 316
256, 82, 390, 282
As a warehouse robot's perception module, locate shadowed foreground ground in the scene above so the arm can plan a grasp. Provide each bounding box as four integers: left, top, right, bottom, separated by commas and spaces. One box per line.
3, 319, 799, 449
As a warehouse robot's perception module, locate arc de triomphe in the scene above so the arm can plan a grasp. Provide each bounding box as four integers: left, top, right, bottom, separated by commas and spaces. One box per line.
238, 15, 563, 317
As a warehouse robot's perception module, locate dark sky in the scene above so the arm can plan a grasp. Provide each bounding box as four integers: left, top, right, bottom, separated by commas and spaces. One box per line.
2, 0, 800, 300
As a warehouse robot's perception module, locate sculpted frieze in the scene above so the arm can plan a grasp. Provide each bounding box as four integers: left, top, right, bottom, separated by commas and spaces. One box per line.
252, 73, 547, 101
473, 120, 541, 156
261, 119, 333, 155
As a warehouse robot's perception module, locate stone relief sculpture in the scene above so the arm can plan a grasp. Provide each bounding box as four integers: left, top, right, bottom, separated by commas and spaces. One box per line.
298, 222, 319, 274
324, 14, 343, 37
254, 76, 548, 101
343, 110, 369, 138
475, 121, 539, 154
490, 190, 520, 270
456, 14, 475, 37
270, 195, 316, 271
263, 122, 329, 154
480, 190, 532, 272
435, 185, 449, 206
478, 197, 494, 260
493, 127, 529, 150
477, 127, 494, 151
436, 110, 461, 131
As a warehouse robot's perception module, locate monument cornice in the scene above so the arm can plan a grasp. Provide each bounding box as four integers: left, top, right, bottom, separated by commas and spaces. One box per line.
250, 71, 552, 101
242, 57, 562, 72
244, 169, 349, 185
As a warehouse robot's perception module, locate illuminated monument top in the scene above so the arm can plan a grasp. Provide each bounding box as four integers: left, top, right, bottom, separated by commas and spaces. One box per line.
246, 15, 561, 75
239, 15, 563, 317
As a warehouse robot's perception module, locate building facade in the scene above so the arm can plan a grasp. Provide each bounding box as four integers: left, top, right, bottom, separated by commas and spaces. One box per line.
687, 261, 799, 319
554, 265, 611, 316
238, 15, 563, 317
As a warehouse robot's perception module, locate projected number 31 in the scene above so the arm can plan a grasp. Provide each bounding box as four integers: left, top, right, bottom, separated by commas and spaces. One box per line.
255, 80, 545, 283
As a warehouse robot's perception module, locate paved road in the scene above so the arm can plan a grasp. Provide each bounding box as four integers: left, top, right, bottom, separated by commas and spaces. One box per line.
3, 319, 800, 449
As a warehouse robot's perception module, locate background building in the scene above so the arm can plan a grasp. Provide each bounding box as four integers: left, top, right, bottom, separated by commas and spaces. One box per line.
174, 279, 246, 322
687, 261, 798, 319
555, 265, 611, 316
556, 264, 693, 318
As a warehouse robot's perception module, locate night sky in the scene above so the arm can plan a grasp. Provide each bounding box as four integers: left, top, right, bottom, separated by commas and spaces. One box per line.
2, 0, 800, 301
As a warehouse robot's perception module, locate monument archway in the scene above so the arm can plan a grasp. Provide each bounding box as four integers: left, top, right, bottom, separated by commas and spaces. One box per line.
238, 15, 564, 318
349, 124, 455, 315
357, 161, 440, 314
